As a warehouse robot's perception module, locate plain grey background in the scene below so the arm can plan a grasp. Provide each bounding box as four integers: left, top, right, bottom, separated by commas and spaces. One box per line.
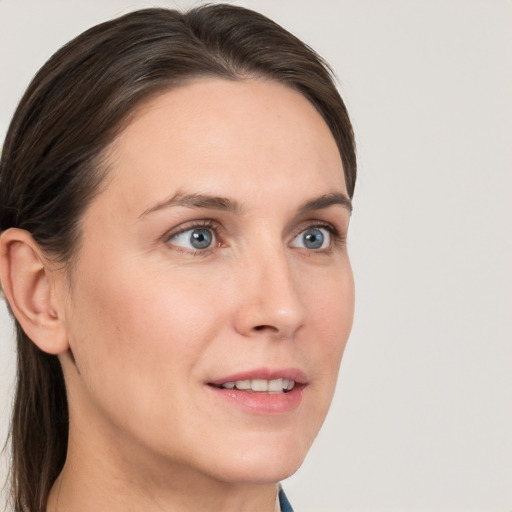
1, 1, 511, 511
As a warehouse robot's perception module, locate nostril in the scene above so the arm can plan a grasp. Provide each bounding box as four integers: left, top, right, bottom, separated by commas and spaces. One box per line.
253, 324, 279, 332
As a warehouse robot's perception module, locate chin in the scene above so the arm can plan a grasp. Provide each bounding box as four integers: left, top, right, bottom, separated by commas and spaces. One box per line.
206, 431, 313, 485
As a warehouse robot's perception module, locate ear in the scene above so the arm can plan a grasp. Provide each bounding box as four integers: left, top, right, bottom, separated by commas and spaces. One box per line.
0, 228, 69, 355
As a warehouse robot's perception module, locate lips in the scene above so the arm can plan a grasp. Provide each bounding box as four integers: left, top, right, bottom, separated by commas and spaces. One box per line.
213, 378, 295, 393
207, 368, 307, 414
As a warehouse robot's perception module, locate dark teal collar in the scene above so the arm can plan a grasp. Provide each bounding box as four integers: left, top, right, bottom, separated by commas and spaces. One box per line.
278, 485, 294, 512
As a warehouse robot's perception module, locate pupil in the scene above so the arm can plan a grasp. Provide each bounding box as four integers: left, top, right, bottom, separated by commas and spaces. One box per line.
190, 229, 212, 249
304, 228, 324, 249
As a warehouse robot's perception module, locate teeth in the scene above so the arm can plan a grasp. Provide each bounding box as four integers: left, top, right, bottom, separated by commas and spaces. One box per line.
220, 378, 296, 393
251, 379, 268, 392
268, 378, 283, 392
235, 380, 251, 390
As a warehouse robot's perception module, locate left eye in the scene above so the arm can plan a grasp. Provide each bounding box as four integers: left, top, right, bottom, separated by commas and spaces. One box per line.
169, 227, 216, 250
291, 227, 331, 250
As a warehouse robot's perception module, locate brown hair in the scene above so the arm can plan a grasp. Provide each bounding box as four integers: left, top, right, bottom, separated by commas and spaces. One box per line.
0, 5, 356, 511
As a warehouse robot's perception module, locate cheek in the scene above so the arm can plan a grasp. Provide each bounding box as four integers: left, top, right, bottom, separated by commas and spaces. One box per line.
300, 262, 354, 395
63, 262, 233, 461
64, 254, 227, 408
306, 261, 354, 345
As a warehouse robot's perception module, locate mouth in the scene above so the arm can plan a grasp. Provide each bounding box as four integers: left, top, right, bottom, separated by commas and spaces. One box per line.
206, 368, 307, 414
209, 378, 296, 393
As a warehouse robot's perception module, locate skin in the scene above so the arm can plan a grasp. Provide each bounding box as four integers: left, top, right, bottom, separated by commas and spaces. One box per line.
31, 78, 354, 511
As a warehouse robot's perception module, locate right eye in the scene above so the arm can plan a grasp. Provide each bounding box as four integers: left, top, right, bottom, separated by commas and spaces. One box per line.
168, 226, 217, 251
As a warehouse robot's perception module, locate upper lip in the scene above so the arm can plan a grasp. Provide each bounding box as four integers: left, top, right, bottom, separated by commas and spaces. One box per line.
207, 367, 308, 386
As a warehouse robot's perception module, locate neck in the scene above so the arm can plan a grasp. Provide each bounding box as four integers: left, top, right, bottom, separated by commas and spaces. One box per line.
46, 425, 278, 512
47, 463, 278, 512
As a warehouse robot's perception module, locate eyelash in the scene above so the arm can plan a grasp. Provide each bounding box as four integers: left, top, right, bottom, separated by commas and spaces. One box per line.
164, 219, 345, 256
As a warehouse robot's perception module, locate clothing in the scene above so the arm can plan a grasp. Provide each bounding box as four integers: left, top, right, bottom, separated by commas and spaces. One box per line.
278, 485, 294, 512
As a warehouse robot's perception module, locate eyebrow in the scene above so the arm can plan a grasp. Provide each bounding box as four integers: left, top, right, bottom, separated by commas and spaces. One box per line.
140, 190, 352, 218
297, 192, 352, 215
140, 192, 245, 218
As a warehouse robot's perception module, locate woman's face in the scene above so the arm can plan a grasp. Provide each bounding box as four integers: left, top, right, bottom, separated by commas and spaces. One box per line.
57, 78, 354, 484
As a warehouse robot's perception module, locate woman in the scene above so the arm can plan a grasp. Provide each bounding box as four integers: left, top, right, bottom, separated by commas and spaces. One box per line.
0, 4, 356, 512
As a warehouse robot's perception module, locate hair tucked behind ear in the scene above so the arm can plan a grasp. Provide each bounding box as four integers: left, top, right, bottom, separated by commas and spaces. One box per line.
0, 5, 356, 511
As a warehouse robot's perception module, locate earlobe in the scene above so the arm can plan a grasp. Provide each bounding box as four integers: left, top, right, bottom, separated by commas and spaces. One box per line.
0, 228, 69, 355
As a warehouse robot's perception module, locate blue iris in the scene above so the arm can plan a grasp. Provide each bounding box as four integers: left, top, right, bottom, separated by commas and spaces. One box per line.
190, 228, 213, 249
302, 228, 324, 249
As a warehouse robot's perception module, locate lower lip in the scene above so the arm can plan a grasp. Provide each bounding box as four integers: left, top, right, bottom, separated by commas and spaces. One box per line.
207, 385, 305, 415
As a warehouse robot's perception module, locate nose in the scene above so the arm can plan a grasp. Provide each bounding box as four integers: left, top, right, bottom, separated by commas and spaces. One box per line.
232, 248, 306, 340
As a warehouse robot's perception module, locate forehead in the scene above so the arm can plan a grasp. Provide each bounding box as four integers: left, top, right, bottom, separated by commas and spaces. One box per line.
102, 78, 346, 214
